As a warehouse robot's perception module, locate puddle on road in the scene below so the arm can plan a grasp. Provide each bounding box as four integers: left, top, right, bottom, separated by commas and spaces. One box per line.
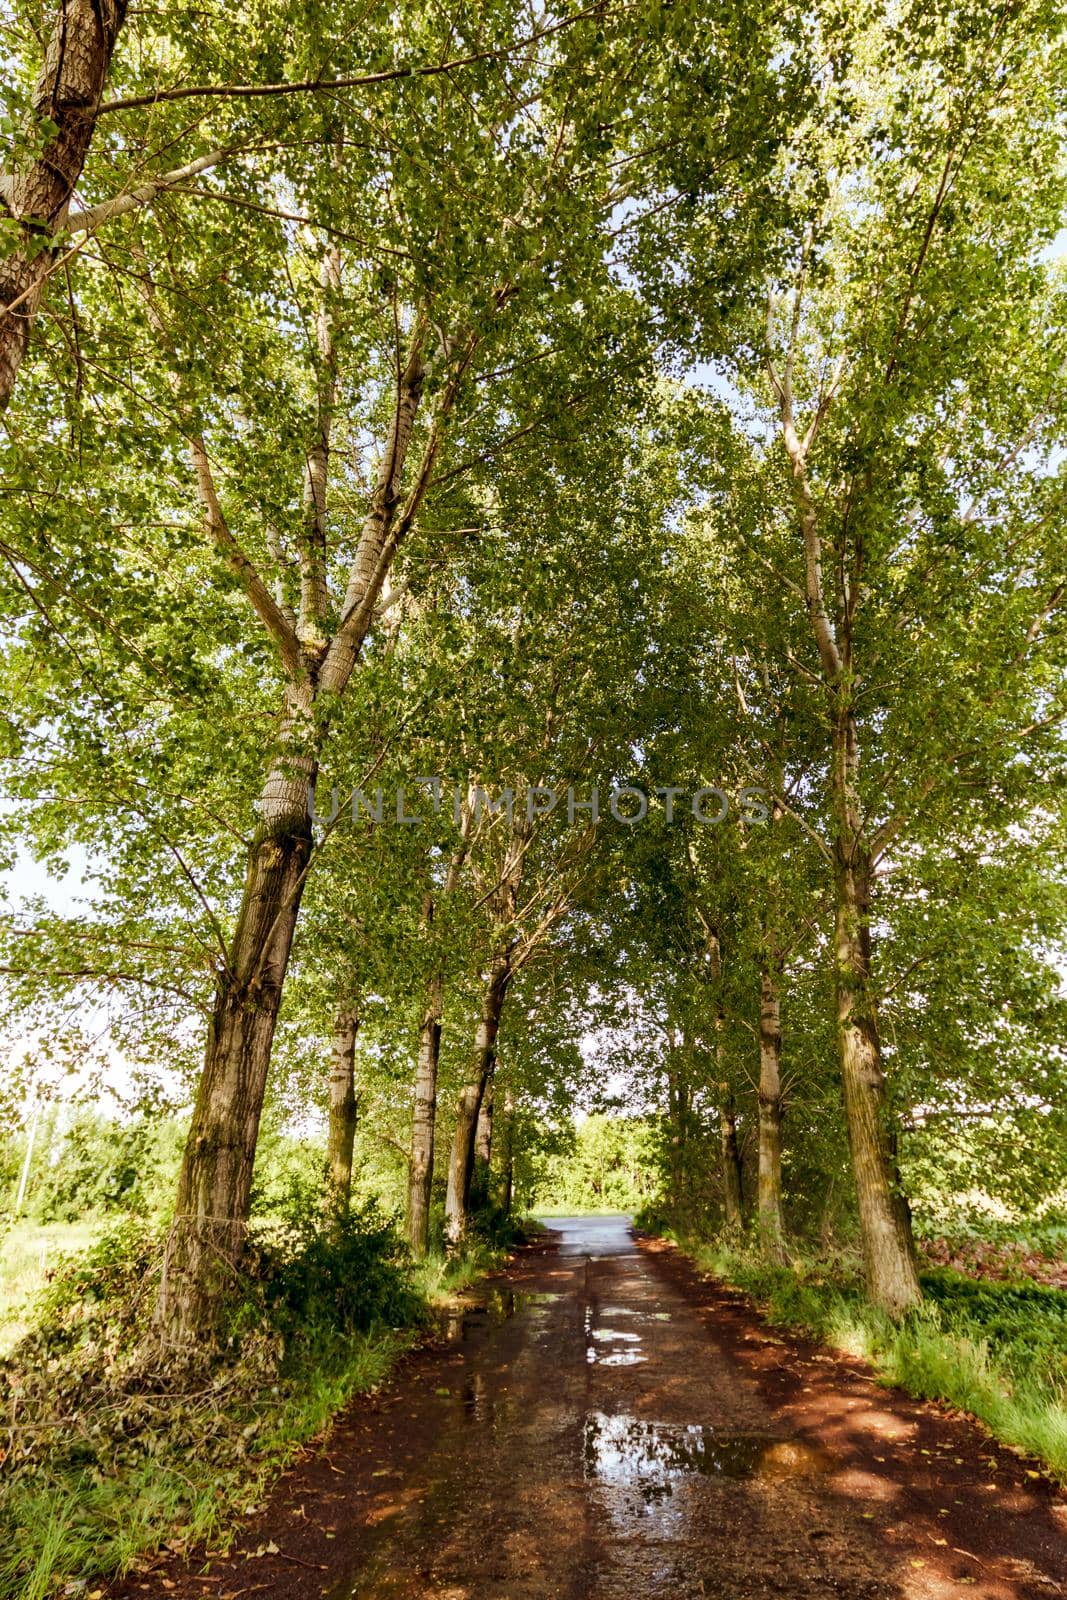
597, 1303, 671, 1322
435, 1288, 560, 1343
584, 1296, 662, 1367
587, 1326, 647, 1366
584, 1411, 833, 1501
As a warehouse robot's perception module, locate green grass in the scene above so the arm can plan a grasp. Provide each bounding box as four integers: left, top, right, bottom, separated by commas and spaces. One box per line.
0, 1216, 510, 1600
681, 1237, 1067, 1482
0, 1324, 409, 1600
413, 1240, 509, 1299
0, 1222, 100, 1357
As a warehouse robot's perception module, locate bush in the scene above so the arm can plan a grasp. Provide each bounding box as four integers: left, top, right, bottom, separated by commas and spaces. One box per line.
632, 1201, 674, 1235
255, 1202, 425, 1351
467, 1197, 532, 1251
0, 1206, 430, 1598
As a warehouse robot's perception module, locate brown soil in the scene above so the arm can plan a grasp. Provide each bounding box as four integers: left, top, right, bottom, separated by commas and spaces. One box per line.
106, 1218, 1067, 1600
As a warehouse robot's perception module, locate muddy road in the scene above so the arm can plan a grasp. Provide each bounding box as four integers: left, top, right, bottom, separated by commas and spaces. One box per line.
118, 1216, 1067, 1600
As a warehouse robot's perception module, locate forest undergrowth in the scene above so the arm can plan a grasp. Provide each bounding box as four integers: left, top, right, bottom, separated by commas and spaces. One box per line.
0, 1206, 516, 1600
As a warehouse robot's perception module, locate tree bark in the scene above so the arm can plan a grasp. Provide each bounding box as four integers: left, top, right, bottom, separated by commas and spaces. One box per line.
445, 1080, 485, 1250
700, 931, 743, 1232
444, 952, 511, 1249
406, 810, 473, 1259
664, 1027, 689, 1213
407, 968, 443, 1258
13, 1100, 41, 1218
498, 1086, 515, 1217
156, 689, 316, 1347
757, 961, 787, 1261
326, 1004, 360, 1219
0, 0, 127, 409
834, 819, 921, 1314
718, 1084, 744, 1232
475, 1077, 494, 1167
443, 803, 526, 1250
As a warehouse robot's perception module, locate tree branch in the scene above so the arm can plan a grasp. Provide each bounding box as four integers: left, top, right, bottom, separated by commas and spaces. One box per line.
95, 9, 610, 115
64, 148, 236, 234
188, 435, 304, 681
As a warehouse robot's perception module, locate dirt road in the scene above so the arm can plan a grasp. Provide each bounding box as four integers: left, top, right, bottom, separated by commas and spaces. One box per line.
116, 1216, 1067, 1600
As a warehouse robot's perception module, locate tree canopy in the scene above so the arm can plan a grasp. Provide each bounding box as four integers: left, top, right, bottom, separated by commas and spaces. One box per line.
1, 0, 1065, 1333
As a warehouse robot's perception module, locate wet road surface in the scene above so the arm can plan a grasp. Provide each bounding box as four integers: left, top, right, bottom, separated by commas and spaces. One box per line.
324, 1216, 902, 1599
117, 1215, 1067, 1600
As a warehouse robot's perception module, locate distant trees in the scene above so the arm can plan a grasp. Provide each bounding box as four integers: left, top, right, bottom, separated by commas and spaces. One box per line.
1, 1110, 185, 1224
534, 1117, 658, 1215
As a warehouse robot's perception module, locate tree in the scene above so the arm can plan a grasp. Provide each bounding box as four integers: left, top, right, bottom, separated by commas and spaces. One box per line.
0, 0, 127, 408
741, 1, 1065, 1310
121, 9, 671, 1343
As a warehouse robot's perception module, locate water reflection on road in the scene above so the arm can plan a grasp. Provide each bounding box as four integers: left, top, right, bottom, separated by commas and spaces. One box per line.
585, 1411, 833, 1497
331, 1214, 889, 1600
548, 1212, 637, 1257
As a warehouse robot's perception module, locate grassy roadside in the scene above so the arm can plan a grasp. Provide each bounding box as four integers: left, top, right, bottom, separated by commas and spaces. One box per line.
2, 1324, 413, 1600
670, 1236, 1067, 1482
0, 1223, 100, 1359
0, 1217, 513, 1600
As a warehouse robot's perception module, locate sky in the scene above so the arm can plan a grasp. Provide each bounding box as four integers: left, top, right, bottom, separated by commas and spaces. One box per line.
2, 844, 91, 915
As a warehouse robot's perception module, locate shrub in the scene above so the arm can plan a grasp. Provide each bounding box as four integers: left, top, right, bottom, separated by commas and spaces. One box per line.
632, 1201, 674, 1235
255, 1202, 425, 1352
0, 1206, 429, 1598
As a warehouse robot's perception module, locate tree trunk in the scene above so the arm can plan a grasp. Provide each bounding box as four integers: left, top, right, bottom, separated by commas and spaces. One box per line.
498, 1087, 515, 1217
718, 1085, 744, 1232
834, 834, 921, 1314
757, 962, 787, 1261
819, 1175, 839, 1251
664, 1027, 689, 1214
407, 968, 443, 1259
444, 954, 511, 1249
156, 718, 315, 1347
13, 1100, 41, 1218
444, 1081, 485, 1250
1, 0, 127, 410
702, 934, 743, 1233
156, 313, 433, 1346
773, 359, 921, 1316
406, 811, 473, 1259
475, 1078, 494, 1167
326, 1004, 360, 1219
